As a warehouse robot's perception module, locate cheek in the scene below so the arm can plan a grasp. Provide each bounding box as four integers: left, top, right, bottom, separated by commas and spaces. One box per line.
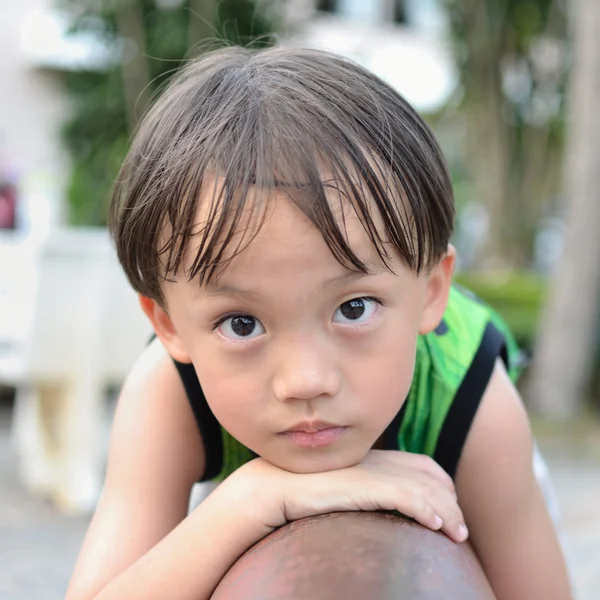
352, 344, 416, 404
348, 319, 419, 413
191, 354, 266, 440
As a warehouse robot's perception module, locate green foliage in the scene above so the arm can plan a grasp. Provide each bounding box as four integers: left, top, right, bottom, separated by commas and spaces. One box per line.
454, 270, 546, 349
214, 0, 278, 46
62, 67, 129, 225
60, 0, 279, 225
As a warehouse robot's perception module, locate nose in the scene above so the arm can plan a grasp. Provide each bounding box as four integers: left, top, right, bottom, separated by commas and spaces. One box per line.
271, 335, 341, 403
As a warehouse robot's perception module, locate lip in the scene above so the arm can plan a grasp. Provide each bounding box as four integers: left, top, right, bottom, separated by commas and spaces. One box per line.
279, 421, 348, 448
281, 420, 344, 434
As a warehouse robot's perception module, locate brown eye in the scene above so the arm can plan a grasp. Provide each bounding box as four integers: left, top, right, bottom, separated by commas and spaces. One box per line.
340, 298, 365, 320
218, 315, 265, 340
231, 316, 257, 336
334, 297, 379, 325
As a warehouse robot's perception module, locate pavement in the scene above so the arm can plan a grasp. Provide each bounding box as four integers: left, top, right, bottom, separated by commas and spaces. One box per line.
1, 404, 600, 600
0, 406, 90, 600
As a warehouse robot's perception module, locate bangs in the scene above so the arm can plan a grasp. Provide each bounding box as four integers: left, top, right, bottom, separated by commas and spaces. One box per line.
110, 46, 454, 305
161, 141, 417, 290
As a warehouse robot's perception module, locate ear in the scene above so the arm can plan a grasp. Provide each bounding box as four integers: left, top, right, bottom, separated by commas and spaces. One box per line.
418, 245, 456, 335
139, 296, 192, 363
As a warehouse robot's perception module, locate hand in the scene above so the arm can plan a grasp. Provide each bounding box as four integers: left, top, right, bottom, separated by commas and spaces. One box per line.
228, 450, 468, 543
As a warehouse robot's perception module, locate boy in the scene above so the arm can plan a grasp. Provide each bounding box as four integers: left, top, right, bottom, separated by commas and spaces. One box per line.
66, 45, 571, 599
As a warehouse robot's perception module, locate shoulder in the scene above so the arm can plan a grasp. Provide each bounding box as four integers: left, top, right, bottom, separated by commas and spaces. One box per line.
111, 337, 206, 485
66, 339, 206, 599
453, 360, 572, 598
455, 358, 532, 503
400, 287, 520, 470
425, 286, 522, 381
415, 286, 520, 402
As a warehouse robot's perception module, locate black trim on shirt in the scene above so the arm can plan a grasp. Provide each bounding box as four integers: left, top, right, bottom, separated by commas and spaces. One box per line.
432, 322, 508, 479
382, 402, 407, 450
171, 359, 224, 481
148, 333, 224, 480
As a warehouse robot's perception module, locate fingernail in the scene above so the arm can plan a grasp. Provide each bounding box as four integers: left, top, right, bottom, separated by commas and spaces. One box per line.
434, 515, 443, 529
458, 524, 469, 541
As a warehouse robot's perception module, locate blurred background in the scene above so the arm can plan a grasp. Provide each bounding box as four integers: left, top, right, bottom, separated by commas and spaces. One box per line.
1, 0, 599, 598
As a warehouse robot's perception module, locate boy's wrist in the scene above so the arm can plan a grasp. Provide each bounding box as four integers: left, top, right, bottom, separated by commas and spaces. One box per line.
209, 459, 287, 535
94, 468, 283, 600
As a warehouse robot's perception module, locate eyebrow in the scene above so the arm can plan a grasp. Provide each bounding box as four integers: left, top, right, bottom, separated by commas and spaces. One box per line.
322, 265, 386, 289
202, 283, 261, 301
201, 264, 385, 300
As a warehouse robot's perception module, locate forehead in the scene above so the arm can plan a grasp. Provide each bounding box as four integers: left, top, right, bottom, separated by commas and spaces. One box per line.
181, 174, 391, 283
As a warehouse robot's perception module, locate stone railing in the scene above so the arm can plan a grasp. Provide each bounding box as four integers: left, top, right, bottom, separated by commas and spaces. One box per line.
212, 512, 495, 599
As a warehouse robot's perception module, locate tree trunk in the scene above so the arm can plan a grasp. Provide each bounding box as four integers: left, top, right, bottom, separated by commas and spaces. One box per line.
464, 67, 510, 268
527, 0, 600, 418
115, 0, 152, 132
459, 1, 512, 269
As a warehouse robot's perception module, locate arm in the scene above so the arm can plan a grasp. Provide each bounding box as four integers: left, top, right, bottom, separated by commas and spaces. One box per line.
66, 338, 206, 599
87, 451, 467, 600
68, 341, 467, 599
455, 359, 572, 600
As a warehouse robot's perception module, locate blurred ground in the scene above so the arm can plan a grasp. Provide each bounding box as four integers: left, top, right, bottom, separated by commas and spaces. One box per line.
0, 406, 90, 600
1, 404, 599, 600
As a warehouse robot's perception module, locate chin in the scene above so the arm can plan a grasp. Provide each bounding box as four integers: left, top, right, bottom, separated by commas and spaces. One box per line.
272, 449, 367, 474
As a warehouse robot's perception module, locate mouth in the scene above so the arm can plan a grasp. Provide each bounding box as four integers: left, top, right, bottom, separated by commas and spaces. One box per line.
282, 420, 343, 434
278, 421, 348, 448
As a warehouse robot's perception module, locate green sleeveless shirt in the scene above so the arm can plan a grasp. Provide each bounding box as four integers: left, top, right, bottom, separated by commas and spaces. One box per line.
172, 286, 522, 481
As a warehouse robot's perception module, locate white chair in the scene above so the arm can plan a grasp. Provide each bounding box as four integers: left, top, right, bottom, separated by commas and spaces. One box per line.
0, 228, 151, 513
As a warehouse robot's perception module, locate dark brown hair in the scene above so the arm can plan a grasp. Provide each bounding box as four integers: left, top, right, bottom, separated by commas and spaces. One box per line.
109, 45, 454, 307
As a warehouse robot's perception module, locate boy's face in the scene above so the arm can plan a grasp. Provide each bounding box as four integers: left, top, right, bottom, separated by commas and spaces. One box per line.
145, 190, 454, 474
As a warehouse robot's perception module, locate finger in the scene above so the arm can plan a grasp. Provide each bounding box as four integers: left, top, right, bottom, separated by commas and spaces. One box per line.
394, 491, 445, 533
443, 520, 469, 544
425, 486, 468, 543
